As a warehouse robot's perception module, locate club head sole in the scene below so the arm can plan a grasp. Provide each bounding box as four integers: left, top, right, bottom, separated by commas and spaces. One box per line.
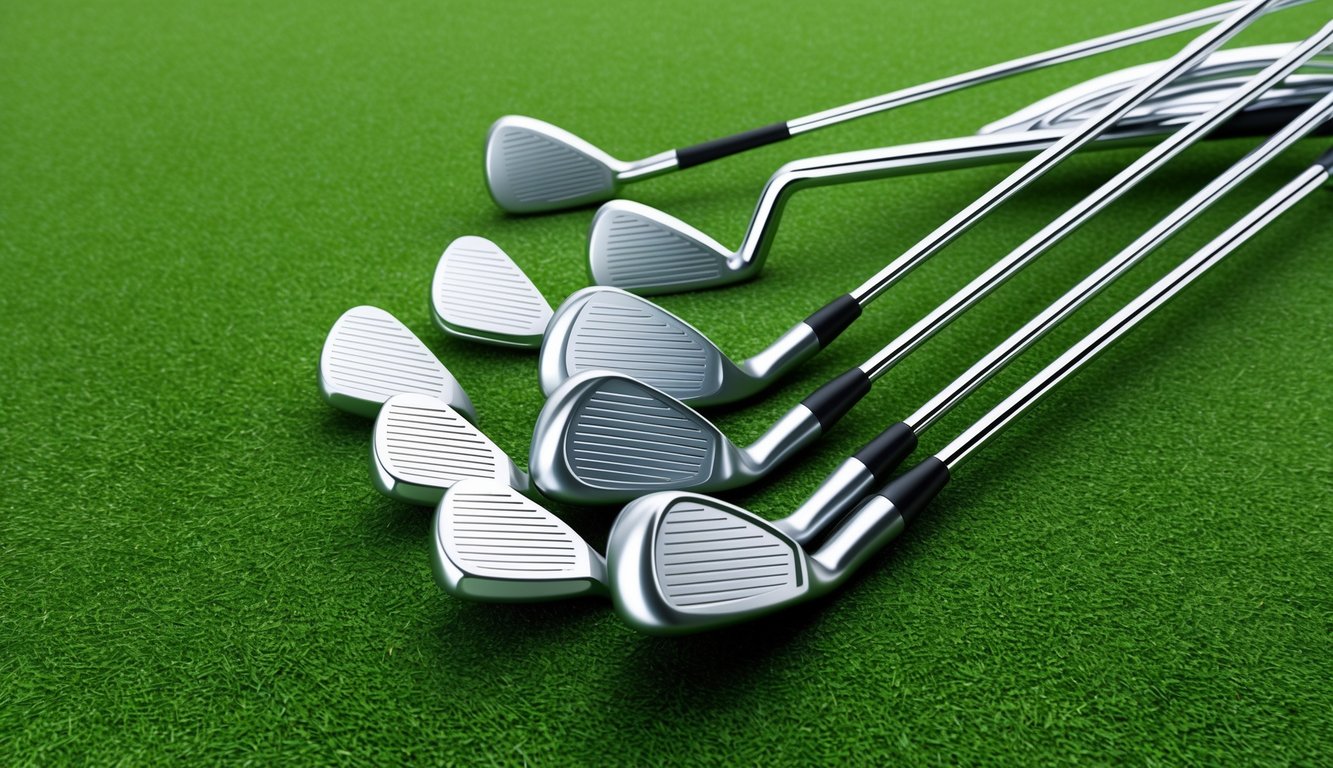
484, 116, 620, 214
433, 479, 608, 602
431, 236, 553, 349
319, 306, 476, 420
371, 394, 529, 505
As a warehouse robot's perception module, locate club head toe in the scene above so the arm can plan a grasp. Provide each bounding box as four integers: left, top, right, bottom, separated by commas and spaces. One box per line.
431, 236, 553, 349
319, 306, 476, 420
371, 394, 528, 505
537, 287, 730, 402
484, 116, 621, 214
432, 479, 608, 602
607, 492, 811, 635
530, 371, 725, 504
588, 200, 740, 295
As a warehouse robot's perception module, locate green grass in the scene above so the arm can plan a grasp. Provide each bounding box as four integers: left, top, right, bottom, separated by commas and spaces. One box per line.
3, 0, 1331, 763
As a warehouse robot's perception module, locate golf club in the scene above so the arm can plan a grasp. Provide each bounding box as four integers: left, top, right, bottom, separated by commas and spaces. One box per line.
587, 46, 1333, 295
442, 56, 1328, 350
484, 0, 1304, 213
529, 25, 1333, 504
541, 15, 1331, 407
608, 145, 1333, 634
318, 305, 476, 421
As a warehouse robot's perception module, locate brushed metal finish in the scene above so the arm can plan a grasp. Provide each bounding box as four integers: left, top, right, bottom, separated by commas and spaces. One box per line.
430, 235, 553, 349
587, 202, 728, 292
318, 305, 475, 421
530, 371, 826, 504
538, 286, 821, 406
371, 394, 530, 505
432, 480, 608, 602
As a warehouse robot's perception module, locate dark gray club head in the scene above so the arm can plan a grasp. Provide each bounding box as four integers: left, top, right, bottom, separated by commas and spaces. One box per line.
431, 235, 553, 349
485, 116, 623, 214
530, 371, 761, 505
607, 491, 817, 635
539, 287, 804, 407
371, 394, 530, 505
587, 200, 744, 295
432, 479, 608, 602
319, 305, 476, 420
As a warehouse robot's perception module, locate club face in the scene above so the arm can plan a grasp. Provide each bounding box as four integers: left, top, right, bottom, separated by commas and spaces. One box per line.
587, 200, 744, 294
607, 491, 813, 635
484, 116, 622, 214
530, 372, 734, 504
431, 236, 553, 349
432, 479, 608, 602
318, 306, 476, 420
538, 287, 744, 403
371, 394, 527, 505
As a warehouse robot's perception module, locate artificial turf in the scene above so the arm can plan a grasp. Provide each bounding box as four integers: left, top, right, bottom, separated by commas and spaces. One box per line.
3, 0, 1331, 763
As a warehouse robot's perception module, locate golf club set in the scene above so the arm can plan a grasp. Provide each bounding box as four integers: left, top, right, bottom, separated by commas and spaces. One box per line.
319, 0, 1333, 635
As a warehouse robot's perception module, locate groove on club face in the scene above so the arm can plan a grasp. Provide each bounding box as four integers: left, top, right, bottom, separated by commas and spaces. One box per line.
548, 288, 722, 399
609, 493, 811, 634
431, 236, 553, 349
372, 394, 522, 505
484, 116, 619, 213
587, 201, 735, 294
319, 306, 475, 420
433, 480, 607, 601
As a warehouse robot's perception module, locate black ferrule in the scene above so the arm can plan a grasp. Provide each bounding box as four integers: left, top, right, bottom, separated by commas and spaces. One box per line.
852, 422, 919, 483
1208, 107, 1333, 141
802, 294, 862, 347
876, 457, 950, 526
1315, 145, 1333, 174
800, 368, 871, 430
676, 122, 791, 169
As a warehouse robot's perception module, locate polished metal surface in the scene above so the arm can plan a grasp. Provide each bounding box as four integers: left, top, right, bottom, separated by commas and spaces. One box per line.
537, 286, 820, 405
431, 235, 553, 349
484, 1, 1306, 213
529, 371, 824, 504
587, 46, 1333, 296
937, 160, 1330, 470
858, 24, 1333, 382
908, 88, 1333, 434
370, 394, 530, 505
432, 479, 608, 602
318, 305, 476, 420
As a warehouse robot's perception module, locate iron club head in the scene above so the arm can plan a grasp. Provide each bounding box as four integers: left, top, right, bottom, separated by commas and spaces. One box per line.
529, 371, 823, 505
484, 116, 625, 214
431, 236, 553, 349
587, 200, 740, 295
371, 393, 530, 505
318, 305, 476, 420
538, 287, 820, 406
432, 479, 608, 602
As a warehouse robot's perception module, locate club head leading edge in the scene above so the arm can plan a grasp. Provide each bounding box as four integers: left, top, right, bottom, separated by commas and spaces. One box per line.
538, 287, 818, 406
371, 393, 530, 505
485, 116, 625, 214
431, 236, 553, 349
432, 479, 608, 602
319, 305, 476, 420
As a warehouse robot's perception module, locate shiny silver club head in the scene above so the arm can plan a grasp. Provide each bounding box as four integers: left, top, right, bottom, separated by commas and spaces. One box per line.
607, 492, 818, 635
485, 116, 623, 214
538, 287, 816, 406
371, 394, 530, 505
587, 200, 743, 295
432, 479, 608, 602
431, 236, 553, 349
319, 305, 476, 420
